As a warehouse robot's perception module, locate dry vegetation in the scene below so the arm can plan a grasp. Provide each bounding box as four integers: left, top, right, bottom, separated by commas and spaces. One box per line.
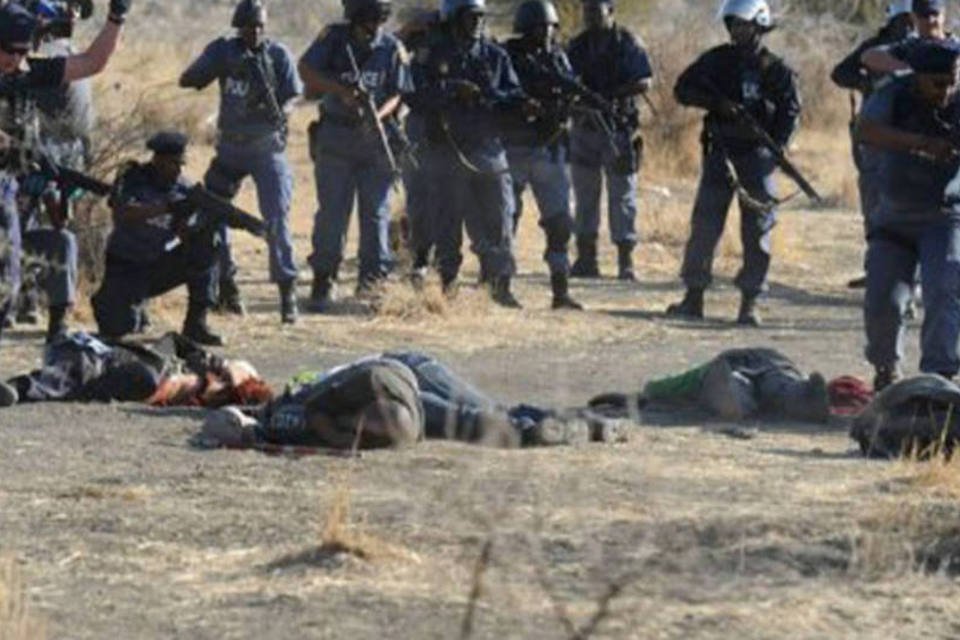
0, 557, 45, 640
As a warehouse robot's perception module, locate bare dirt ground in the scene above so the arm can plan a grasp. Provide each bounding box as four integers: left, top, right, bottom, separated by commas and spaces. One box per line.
5, 186, 960, 639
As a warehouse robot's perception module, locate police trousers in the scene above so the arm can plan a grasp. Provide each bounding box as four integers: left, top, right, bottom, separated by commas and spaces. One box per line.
680, 146, 778, 297
507, 144, 574, 276
865, 219, 960, 377
569, 125, 638, 246
91, 234, 217, 338
0, 175, 20, 325
203, 138, 298, 285
20, 228, 78, 308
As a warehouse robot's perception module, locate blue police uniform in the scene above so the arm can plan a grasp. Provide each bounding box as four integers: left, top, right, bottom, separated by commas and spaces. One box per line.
91, 162, 217, 338
566, 24, 651, 266
673, 43, 800, 300
180, 36, 302, 288
0, 54, 68, 334
301, 24, 411, 287
406, 27, 523, 289
503, 37, 575, 279
861, 75, 960, 377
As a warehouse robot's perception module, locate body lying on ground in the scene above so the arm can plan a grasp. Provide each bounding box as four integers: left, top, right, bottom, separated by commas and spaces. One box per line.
0, 332, 272, 408
589, 348, 833, 424
199, 351, 631, 450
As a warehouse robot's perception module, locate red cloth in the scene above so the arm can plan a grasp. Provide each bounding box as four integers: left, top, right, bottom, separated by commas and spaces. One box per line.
828, 376, 873, 416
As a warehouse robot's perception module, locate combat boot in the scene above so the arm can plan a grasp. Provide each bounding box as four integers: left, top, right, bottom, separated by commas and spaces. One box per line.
666, 288, 704, 319
617, 243, 636, 281
441, 276, 460, 300
873, 365, 902, 392
528, 414, 591, 446
737, 294, 761, 327
491, 277, 523, 309
45, 305, 69, 344
182, 305, 224, 347
308, 273, 335, 313
551, 272, 583, 310
279, 280, 298, 325
571, 235, 601, 278
0, 381, 17, 408
782, 373, 831, 424
216, 277, 246, 316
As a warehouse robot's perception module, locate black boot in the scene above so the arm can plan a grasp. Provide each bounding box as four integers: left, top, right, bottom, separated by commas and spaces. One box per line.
16, 290, 39, 325
551, 272, 583, 310
873, 365, 901, 392
46, 305, 69, 344
216, 277, 245, 316
737, 294, 761, 327
279, 280, 298, 325
182, 305, 224, 347
491, 277, 523, 309
571, 235, 600, 279
617, 243, 636, 281
441, 275, 460, 300
666, 288, 704, 319
308, 273, 335, 313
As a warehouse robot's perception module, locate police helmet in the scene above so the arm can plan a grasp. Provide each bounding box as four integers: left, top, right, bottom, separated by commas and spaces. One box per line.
718, 0, 772, 29
514, 0, 559, 34
231, 0, 266, 28
440, 0, 485, 22
887, 0, 913, 17
343, 0, 392, 22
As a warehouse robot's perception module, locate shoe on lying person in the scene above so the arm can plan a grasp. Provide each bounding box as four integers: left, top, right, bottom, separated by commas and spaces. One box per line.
0, 381, 19, 408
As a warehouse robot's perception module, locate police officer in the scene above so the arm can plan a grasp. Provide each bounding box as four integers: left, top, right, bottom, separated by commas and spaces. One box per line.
503, 0, 582, 310
856, 43, 960, 390
91, 133, 223, 346
0, 0, 131, 343
666, 0, 800, 326
566, 0, 652, 282
299, 0, 410, 311
407, 0, 530, 307
861, 0, 960, 75
180, 0, 302, 324
831, 0, 914, 289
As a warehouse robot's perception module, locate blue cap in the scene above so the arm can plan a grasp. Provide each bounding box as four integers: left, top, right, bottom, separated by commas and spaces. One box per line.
0, 4, 37, 49
909, 41, 960, 74
146, 131, 189, 157
913, 0, 946, 15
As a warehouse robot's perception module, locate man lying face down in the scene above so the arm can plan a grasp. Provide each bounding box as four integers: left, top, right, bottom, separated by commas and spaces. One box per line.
0, 332, 271, 408
589, 348, 834, 424
199, 351, 631, 450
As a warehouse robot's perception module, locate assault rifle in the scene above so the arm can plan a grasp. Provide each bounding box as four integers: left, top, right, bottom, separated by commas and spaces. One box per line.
171, 183, 267, 239
345, 43, 401, 179
699, 78, 822, 203
244, 50, 288, 141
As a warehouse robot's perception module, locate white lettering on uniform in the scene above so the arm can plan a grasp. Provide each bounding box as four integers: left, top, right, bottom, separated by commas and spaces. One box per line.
225, 77, 250, 98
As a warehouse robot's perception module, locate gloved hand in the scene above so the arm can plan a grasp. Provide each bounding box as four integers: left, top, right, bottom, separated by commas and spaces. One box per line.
108, 0, 132, 19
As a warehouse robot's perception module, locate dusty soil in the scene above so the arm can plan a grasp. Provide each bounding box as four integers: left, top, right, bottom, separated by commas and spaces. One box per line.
5, 195, 960, 639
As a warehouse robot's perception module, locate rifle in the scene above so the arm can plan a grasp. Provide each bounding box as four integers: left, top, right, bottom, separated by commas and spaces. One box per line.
699, 78, 822, 203
176, 184, 267, 239
345, 43, 401, 179
244, 49, 288, 142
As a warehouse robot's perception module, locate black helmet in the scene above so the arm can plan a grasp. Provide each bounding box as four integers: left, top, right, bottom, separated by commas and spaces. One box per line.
514, 0, 559, 33
231, 0, 266, 28
343, 0, 392, 23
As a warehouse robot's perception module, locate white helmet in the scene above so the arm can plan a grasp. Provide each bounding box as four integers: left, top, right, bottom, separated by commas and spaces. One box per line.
718, 0, 772, 28
886, 0, 912, 18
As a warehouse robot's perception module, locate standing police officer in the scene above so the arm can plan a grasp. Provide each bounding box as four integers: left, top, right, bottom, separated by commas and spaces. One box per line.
407, 0, 530, 308
299, 0, 410, 312
0, 0, 131, 343
861, 0, 959, 75
831, 0, 915, 289
180, 0, 303, 324
666, 0, 800, 326
856, 43, 960, 390
91, 133, 222, 346
566, 0, 652, 282
504, 0, 582, 310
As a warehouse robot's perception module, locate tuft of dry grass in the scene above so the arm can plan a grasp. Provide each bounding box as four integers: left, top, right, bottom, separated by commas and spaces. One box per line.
0, 556, 46, 640
317, 481, 416, 563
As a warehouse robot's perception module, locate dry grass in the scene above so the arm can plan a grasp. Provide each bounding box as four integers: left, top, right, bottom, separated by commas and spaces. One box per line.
317, 481, 416, 563
0, 557, 46, 640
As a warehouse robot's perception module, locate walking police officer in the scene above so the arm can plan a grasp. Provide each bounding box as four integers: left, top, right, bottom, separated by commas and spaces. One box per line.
566, 0, 652, 282
299, 0, 410, 311
91, 133, 223, 345
407, 0, 531, 307
0, 0, 131, 343
180, 0, 303, 324
666, 0, 800, 326
504, 0, 582, 309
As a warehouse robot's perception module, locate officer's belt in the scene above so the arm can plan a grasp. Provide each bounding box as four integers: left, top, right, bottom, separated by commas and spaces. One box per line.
218, 131, 280, 146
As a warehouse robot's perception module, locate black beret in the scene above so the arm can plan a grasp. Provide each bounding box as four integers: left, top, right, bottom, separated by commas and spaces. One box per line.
146, 131, 188, 156
913, 0, 946, 15
0, 4, 37, 49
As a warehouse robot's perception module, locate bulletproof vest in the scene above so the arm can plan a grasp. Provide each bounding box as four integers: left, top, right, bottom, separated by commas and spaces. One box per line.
223, 41, 281, 123
569, 27, 639, 121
